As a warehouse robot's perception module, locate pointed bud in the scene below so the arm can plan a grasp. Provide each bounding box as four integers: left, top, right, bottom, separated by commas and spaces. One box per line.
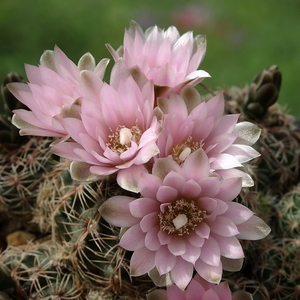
244, 65, 281, 119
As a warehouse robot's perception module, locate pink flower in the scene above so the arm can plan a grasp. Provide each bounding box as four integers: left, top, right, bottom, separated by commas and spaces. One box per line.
100, 149, 270, 290
9, 46, 109, 137
147, 275, 253, 300
107, 21, 210, 95
156, 88, 261, 187
51, 60, 162, 184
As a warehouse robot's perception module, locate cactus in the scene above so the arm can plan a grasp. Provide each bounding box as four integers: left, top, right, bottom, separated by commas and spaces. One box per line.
200, 65, 300, 300
1, 62, 300, 300
219, 65, 300, 196
275, 185, 300, 238
0, 72, 59, 232
0, 242, 84, 299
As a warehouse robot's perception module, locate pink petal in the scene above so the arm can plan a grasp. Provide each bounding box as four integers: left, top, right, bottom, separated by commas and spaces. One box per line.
236, 215, 271, 240
162, 171, 186, 190
156, 186, 178, 203
194, 259, 222, 284
202, 289, 219, 300
225, 144, 260, 163
168, 235, 187, 256
181, 242, 201, 264
208, 216, 240, 237
195, 222, 210, 239
215, 177, 242, 201
51, 142, 84, 161
205, 92, 224, 120
214, 282, 235, 300
140, 212, 159, 232
200, 236, 221, 266
185, 279, 205, 299
213, 234, 244, 259
129, 198, 159, 218
145, 226, 161, 251
166, 285, 185, 300
138, 173, 163, 199
157, 230, 172, 245
70, 161, 100, 182
210, 114, 239, 137
171, 257, 194, 290
181, 149, 210, 181
216, 168, 254, 188
188, 230, 205, 247
155, 246, 177, 275
130, 248, 156, 276
117, 164, 149, 193
222, 202, 254, 225
152, 157, 182, 180
198, 177, 221, 197
181, 179, 202, 198
197, 197, 217, 213
120, 224, 145, 251
99, 196, 138, 227
211, 153, 243, 169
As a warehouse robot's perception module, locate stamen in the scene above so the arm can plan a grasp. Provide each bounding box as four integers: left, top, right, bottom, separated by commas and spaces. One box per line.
119, 127, 132, 145
159, 198, 206, 236
172, 136, 204, 164
107, 125, 142, 155
179, 147, 191, 161
172, 214, 188, 229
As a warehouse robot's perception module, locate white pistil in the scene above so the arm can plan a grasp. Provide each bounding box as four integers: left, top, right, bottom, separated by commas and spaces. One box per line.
119, 127, 132, 145
172, 214, 188, 229
179, 147, 192, 161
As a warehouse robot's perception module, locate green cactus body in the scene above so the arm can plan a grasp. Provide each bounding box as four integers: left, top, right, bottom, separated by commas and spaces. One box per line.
275, 185, 300, 238
252, 238, 300, 300
1, 63, 300, 300
0, 242, 84, 300
218, 66, 300, 196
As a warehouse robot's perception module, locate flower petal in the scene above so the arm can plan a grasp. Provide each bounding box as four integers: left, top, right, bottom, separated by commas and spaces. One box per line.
221, 256, 244, 272
200, 236, 221, 266
120, 224, 145, 251
171, 257, 194, 290
181, 149, 210, 181
233, 121, 261, 146
145, 226, 161, 251
215, 177, 242, 202
208, 216, 240, 237
214, 235, 244, 259
155, 246, 177, 275
129, 198, 159, 218
130, 248, 156, 276
194, 259, 222, 284
168, 235, 187, 256
117, 164, 149, 193
99, 196, 138, 227
236, 215, 271, 240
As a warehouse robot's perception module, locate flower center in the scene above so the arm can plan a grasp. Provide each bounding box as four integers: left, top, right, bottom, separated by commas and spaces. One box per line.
159, 198, 206, 236
107, 125, 142, 155
171, 136, 204, 164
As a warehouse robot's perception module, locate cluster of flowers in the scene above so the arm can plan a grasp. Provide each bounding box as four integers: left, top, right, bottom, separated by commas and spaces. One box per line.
9, 21, 270, 299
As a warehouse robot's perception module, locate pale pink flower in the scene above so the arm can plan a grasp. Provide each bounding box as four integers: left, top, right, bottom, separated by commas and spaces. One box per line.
107, 21, 210, 95
51, 60, 162, 184
100, 149, 270, 290
147, 275, 253, 300
156, 87, 261, 187
9, 46, 109, 137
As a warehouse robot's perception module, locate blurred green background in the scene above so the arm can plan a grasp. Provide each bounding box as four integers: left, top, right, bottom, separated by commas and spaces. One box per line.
1, 0, 300, 117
